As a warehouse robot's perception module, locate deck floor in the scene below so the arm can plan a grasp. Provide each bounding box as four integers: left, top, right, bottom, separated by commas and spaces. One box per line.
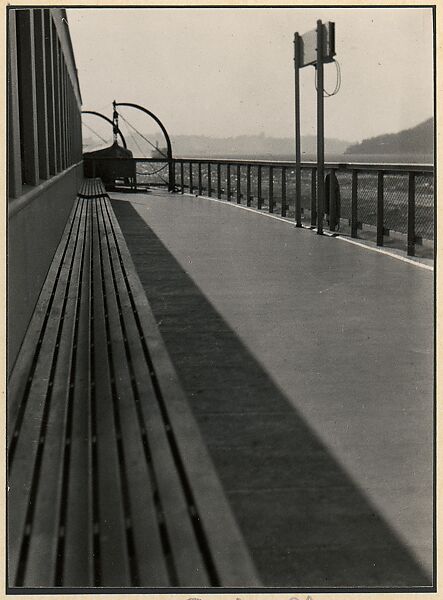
111, 189, 434, 588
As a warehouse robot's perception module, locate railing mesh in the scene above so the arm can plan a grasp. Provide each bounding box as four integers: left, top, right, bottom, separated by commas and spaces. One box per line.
415, 174, 434, 241
357, 172, 378, 229
336, 170, 352, 224
383, 174, 408, 234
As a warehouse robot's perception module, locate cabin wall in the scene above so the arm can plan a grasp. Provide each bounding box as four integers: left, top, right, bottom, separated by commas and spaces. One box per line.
8, 8, 83, 373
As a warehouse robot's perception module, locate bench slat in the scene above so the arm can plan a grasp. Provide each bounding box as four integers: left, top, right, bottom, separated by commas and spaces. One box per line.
63, 200, 95, 587
8, 198, 82, 446
105, 199, 261, 586
96, 198, 170, 586
8, 199, 86, 586
101, 198, 209, 586
24, 199, 89, 586
91, 198, 131, 586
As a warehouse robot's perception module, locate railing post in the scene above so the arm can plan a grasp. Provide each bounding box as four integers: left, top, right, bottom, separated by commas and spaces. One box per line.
246, 164, 251, 206
169, 159, 175, 192
329, 169, 336, 232
407, 172, 416, 257
207, 162, 212, 197
217, 163, 221, 199
281, 167, 287, 217
269, 166, 274, 213
237, 164, 241, 204
351, 170, 358, 237
198, 161, 202, 196
257, 165, 262, 209
226, 163, 231, 201
295, 164, 302, 226
310, 167, 317, 227
376, 170, 384, 246
189, 161, 193, 194
180, 160, 184, 194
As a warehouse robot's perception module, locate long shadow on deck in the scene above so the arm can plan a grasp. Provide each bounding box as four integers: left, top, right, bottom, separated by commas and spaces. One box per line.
112, 198, 432, 589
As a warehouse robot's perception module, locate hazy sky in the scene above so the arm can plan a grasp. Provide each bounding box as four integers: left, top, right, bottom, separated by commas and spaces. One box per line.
68, 7, 433, 145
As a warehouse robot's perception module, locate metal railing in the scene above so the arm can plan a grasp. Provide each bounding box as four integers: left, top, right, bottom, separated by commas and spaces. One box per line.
83, 155, 434, 258
174, 158, 434, 258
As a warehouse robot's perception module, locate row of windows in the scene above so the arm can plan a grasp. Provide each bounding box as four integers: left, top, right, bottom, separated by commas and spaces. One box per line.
8, 8, 83, 199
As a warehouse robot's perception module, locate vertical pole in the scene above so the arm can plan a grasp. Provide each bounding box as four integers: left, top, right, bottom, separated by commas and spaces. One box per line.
168, 156, 175, 192
189, 161, 193, 194
66, 67, 70, 167
294, 32, 302, 227
281, 167, 287, 217
269, 166, 274, 213
60, 54, 67, 170
198, 161, 202, 195
246, 164, 251, 206
63, 62, 70, 167
376, 170, 384, 246
180, 160, 184, 194
217, 163, 221, 199
226, 163, 231, 201
16, 9, 39, 185
407, 172, 416, 256
52, 25, 60, 173
351, 170, 358, 237
237, 164, 241, 203
257, 165, 262, 209
34, 9, 49, 180
61, 49, 68, 170
310, 167, 317, 227
208, 162, 212, 196
8, 9, 22, 198
316, 20, 325, 234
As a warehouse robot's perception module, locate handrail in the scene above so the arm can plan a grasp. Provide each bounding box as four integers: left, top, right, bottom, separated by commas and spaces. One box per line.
174, 157, 434, 173
84, 156, 434, 173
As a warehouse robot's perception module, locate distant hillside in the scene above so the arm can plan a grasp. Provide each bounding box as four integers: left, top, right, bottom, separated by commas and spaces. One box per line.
345, 118, 434, 156
170, 134, 352, 158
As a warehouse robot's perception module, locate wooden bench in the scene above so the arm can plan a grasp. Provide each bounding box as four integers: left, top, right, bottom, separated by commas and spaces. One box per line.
8, 178, 260, 588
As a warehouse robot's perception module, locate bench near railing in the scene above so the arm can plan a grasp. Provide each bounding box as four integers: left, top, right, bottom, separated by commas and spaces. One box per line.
173, 158, 434, 258
8, 178, 260, 588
